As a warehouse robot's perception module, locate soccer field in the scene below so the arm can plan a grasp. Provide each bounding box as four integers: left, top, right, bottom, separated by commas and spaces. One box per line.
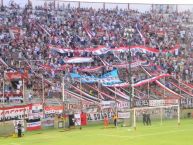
0, 119, 193, 145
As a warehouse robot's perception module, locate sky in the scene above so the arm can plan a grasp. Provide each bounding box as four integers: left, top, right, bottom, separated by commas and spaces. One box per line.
3, 0, 193, 12
64, 0, 193, 4
4, 0, 193, 5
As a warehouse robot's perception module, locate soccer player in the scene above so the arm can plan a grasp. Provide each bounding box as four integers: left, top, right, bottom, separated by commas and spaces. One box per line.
17, 121, 22, 138
146, 113, 151, 126
104, 115, 109, 128
113, 114, 118, 127
142, 112, 147, 125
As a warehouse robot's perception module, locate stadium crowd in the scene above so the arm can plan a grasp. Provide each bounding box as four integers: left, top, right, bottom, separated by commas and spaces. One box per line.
0, 2, 193, 106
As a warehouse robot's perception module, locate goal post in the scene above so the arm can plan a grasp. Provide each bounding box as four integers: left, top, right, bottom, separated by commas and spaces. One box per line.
131, 104, 180, 130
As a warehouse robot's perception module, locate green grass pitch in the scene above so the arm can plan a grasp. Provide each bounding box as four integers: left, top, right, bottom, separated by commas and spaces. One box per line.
0, 119, 193, 145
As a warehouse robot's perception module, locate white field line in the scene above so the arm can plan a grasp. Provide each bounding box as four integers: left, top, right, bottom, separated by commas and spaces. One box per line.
96, 124, 185, 133
96, 128, 192, 139
8, 143, 22, 145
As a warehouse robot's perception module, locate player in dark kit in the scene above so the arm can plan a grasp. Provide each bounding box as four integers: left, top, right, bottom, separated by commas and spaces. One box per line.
113, 114, 118, 127
146, 113, 151, 126
142, 112, 147, 125
17, 122, 22, 137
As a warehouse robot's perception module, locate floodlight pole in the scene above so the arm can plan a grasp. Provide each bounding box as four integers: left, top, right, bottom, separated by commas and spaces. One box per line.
23, 78, 25, 103
62, 76, 65, 113
179, 78, 181, 95
22, 78, 26, 121
126, 28, 134, 127
80, 78, 83, 112
2, 78, 5, 123
114, 87, 118, 117
127, 38, 132, 110
148, 76, 150, 99
62, 70, 72, 128
62, 75, 67, 129
164, 75, 166, 98
98, 81, 100, 102
131, 77, 134, 103
42, 75, 45, 118
80, 78, 83, 129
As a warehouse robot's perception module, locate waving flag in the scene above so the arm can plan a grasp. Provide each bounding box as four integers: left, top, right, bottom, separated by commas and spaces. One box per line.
136, 23, 146, 45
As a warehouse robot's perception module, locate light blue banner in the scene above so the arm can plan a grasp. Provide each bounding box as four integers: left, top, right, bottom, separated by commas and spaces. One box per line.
70, 69, 122, 85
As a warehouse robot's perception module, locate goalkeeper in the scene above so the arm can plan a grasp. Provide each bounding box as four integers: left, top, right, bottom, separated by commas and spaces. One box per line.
146, 113, 151, 126
142, 112, 147, 125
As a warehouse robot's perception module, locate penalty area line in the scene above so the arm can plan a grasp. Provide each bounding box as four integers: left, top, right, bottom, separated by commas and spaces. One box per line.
9, 143, 22, 145
97, 128, 193, 139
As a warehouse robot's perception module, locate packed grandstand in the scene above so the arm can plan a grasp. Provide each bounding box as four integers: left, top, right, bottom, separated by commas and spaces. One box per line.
0, 0, 193, 133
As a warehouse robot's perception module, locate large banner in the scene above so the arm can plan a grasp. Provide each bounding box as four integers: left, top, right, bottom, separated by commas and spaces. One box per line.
70, 69, 122, 85
44, 106, 64, 114
118, 112, 130, 119
112, 60, 147, 69
49, 44, 180, 55
0, 104, 44, 122
117, 102, 130, 109
26, 119, 41, 131
29, 104, 43, 119
134, 100, 149, 107
77, 60, 148, 73
0, 95, 23, 103
100, 101, 116, 109
100, 101, 129, 109
103, 73, 170, 87
149, 99, 179, 107
42, 118, 54, 128
100, 69, 122, 85
181, 98, 193, 108
6, 71, 28, 80
78, 66, 103, 73
0, 105, 31, 122
87, 111, 114, 121
92, 47, 111, 55
65, 57, 94, 63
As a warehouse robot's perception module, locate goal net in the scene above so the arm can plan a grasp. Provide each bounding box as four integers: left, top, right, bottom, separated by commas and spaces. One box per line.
131, 105, 180, 130
0, 121, 15, 137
